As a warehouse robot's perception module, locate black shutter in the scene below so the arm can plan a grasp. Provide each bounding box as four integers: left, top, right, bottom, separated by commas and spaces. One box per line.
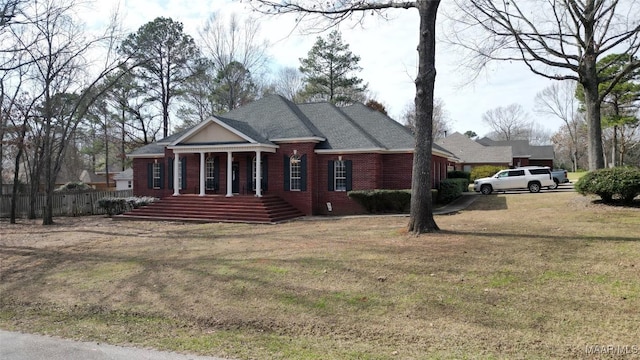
168, 157, 174, 189
283, 155, 290, 191
181, 158, 187, 190
159, 162, 165, 189
345, 160, 353, 191
262, 156, 268, 191
328, 161, 335, 191
147, 163, 153, 189
300, 154, 307, 191
214, 156, 220, 191
247, 155, 253, 192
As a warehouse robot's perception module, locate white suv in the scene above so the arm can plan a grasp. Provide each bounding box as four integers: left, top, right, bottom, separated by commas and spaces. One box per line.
473, 167, 555, 195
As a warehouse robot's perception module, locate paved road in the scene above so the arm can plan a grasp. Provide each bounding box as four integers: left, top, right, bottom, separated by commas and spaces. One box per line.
0, 330, 228, 360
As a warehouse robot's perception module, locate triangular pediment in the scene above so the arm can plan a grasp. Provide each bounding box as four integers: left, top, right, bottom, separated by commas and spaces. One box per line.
174, 118, 250, 145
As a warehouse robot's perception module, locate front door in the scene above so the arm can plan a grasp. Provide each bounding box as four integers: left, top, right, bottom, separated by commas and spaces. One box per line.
232, 162, 240, 194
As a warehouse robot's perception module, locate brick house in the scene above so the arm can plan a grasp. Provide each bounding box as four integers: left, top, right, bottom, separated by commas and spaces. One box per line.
476, 137, 554, 168
128, 95, 456, 218
436, 132, 554, 172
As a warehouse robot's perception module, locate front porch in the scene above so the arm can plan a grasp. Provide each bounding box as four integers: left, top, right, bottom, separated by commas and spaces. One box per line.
116, 194, 304, 224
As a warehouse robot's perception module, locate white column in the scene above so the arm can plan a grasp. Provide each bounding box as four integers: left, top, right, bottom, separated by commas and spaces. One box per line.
173, 153, 180, 196
226, 151, 233, 197
199, 152, 205, 196
255, 150, 262, 197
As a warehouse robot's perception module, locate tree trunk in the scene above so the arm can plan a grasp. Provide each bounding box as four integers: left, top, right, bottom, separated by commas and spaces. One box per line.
408, 0, 441, 234
581, 14, 605, 171
121, 107, 126, 171
104, 114, 110, 187
9, 123, 28, 224
611, 125, 617, 167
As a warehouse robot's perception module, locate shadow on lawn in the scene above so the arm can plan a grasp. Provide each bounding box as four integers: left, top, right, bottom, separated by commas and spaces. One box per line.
440, 229, 640, 242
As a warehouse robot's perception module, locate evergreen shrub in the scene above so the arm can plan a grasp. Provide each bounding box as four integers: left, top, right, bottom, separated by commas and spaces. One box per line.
575, 166, 640, 204
470, 165, 507, 181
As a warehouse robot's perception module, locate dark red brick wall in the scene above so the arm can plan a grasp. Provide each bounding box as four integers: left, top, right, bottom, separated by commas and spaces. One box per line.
269, 143, 317, 215
382, 153, 413, 189
132, 145, 450, 216
313, 153, 383, 215
132, 157, 173, 198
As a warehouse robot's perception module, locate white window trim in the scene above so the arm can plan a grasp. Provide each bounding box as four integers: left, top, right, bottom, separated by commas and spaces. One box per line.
152, 163, 161, 189
205, 156, 215, 190
334, 160, 347, 192
290, 155, 301, 191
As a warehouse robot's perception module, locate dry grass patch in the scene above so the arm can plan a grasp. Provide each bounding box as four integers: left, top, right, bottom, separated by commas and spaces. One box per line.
1, 191, 639, 359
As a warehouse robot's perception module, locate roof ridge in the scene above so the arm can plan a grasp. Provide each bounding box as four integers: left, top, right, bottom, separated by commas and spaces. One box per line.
333, 104, 386, 149
277, 95, 327, 139
344, 102, 414, 137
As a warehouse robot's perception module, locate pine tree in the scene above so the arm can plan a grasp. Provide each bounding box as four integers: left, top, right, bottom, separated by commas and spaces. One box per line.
299, 30, 367, 105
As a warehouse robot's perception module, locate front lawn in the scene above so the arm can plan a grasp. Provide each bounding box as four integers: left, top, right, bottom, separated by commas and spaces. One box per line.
1, 191, 639, 359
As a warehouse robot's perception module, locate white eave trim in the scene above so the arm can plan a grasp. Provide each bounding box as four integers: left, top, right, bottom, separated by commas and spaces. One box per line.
168, 143, 278, 154
270, 136, 325, 143
316, 147, 451, 157
315, 147, 387, 154
127, 153, 164, 159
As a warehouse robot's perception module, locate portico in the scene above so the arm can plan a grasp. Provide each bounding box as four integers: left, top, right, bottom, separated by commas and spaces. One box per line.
166, 117, 277, 198
168, 145, 276, 197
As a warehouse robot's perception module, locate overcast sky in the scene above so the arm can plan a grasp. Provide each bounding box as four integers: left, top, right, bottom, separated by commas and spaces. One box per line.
84, 0, 565, 137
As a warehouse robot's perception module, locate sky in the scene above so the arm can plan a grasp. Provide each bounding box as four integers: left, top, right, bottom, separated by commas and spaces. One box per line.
83, 0, 565, 138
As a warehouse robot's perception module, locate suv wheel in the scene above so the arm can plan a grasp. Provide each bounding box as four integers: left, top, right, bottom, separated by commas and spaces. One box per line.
480, 184, 492, 195
528, 182, 541, 193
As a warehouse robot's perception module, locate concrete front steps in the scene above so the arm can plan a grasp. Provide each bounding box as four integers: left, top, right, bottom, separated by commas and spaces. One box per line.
116, 194, 304, 224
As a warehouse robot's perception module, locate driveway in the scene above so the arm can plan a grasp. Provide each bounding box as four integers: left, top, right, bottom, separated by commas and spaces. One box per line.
0, 330, 228, 360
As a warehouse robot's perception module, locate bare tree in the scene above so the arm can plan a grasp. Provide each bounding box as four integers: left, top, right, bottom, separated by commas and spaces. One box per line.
14, 0, 126, 225
482, 103, 531, 141
551, 117, 589, 171
269, 66, 305, 102
0, 0, 23, 27
449, 0, 640, 170
402, 98, 451, 139
176, 58, 217, 127
535, 81, 583, 171
199, 12, 268, 111
1, 52, 39, 223
248, 0, 441, 234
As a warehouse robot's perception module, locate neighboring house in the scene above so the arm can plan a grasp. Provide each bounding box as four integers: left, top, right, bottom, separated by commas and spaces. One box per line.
435, 132, 513, 172
113, 168, 134, 191
128, 95, 457, 216
436, 132, 555, 172
476, 137, 554, 168
79, 170, 113, 190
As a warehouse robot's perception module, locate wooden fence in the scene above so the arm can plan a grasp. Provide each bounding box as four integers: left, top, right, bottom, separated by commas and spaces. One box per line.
0, 190, 134, 218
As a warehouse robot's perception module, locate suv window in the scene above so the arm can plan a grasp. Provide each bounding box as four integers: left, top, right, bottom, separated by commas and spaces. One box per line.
508, 170, 525, 177
529, 168, 551, 175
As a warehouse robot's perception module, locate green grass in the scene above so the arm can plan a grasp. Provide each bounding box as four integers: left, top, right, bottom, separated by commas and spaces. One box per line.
568, 171, 587, 182
1, 191, 639, 359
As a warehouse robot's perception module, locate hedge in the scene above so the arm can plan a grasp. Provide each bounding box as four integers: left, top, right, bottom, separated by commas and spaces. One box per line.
470, 165, 507, 181
348, 190, 412, 213
447, 170, 471, 181
98, 196, 158, 216
347, 189, 454, 214
438, 179, 464, 204
574, 166, 640, 204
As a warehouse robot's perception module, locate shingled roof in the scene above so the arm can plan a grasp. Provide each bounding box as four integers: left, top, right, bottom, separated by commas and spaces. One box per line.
129, 94, 442, 156
476, 137, 554, 160
435, 132, 513, 165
